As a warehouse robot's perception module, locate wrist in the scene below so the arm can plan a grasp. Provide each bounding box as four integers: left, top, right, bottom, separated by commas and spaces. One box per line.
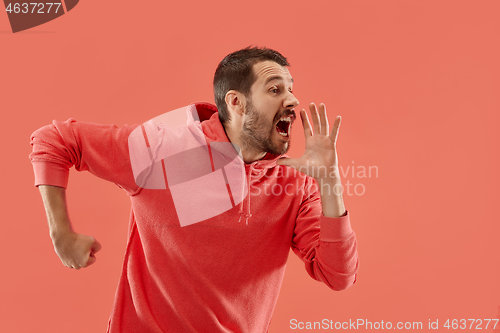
315, 171, 341, 188
49, 222, 74, 242
315, 172, 346, 218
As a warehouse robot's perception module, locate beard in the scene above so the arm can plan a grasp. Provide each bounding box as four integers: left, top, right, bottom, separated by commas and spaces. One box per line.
240, 97, 291, 156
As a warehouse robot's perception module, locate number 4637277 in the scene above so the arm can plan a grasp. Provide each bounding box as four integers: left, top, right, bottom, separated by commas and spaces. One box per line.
5, 3, 62, 14
443, 318, 499, 330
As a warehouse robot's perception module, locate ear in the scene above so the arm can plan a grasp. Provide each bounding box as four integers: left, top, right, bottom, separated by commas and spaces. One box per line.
225, 90, 246, 118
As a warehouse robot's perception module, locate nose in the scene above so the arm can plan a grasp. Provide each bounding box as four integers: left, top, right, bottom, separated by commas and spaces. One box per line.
285, 92, 299, 109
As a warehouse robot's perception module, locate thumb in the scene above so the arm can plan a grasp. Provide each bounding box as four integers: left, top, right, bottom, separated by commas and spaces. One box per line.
85, 238, 101, 267
86, 253, 97, 266
91, 238, 102, 254
276, 157, 298, 168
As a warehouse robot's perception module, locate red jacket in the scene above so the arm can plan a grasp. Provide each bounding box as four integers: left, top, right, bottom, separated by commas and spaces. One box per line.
30, 102, 358, 333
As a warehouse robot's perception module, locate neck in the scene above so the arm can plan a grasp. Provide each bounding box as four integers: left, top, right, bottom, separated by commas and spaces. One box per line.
222, 122, 266, 164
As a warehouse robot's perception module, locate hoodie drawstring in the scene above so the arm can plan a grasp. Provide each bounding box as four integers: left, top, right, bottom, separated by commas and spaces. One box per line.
238, 163, 254, 225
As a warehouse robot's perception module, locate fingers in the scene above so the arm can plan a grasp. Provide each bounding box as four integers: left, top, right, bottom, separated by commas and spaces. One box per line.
307, 103, 331, 136
309, 103, 321, 135
64, 257, 84, 269
85, 238, 101, 267
300, 109, 313, 138
319, 103, 329, 135
65, 262, 81, 270
61, 236, 101, 270
91, 237, 102, 254
67, 257, 92, 269
86, 253, 97, 267
329, 115, 341, 143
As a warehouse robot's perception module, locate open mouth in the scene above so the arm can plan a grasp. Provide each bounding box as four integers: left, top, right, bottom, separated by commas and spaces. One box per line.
275, 116, 292, 138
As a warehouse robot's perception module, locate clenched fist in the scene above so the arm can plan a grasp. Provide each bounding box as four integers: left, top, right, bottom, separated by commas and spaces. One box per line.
52, 231, 102, 270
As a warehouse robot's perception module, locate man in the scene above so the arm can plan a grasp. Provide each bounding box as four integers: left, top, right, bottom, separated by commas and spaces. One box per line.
30, 46, 358, 333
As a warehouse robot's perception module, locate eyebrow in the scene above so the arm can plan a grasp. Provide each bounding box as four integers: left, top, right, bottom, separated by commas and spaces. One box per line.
265, 75, 294, 86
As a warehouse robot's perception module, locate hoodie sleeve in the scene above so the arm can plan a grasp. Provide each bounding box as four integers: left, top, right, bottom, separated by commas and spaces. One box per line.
291, 176, 359, 291
29, 118, 140, 194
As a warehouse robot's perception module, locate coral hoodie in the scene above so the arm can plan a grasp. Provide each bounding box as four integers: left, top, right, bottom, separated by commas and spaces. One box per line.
29, 102, 358, 333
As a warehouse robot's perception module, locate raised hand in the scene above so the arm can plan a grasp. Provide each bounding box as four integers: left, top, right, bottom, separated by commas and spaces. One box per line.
276, 103, 341, 182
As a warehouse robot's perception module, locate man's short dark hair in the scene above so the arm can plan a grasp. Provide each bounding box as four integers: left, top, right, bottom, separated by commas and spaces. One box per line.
213, 46, 290, 124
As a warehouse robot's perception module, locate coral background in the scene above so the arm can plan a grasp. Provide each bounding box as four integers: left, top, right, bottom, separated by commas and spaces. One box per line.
1, 0, 499, 332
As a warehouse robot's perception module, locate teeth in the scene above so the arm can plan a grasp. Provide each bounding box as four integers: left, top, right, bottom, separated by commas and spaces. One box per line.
276, 116, 292, 137
277, 131, 287, 137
